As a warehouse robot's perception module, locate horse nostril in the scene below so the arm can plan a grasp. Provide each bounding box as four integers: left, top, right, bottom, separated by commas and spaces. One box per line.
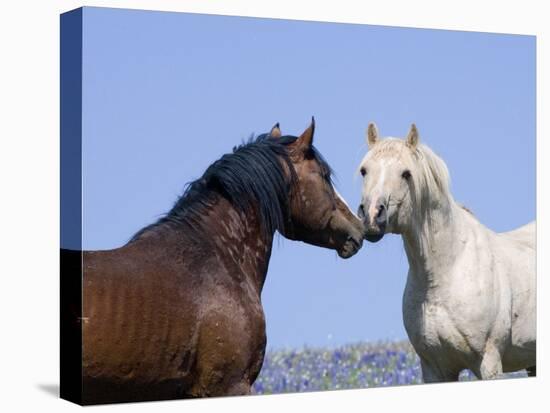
357, 204, 365, 219
375, 203, 387, 224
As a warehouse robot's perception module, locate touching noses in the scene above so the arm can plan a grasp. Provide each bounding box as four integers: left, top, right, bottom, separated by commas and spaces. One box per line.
357, 203, 366, 219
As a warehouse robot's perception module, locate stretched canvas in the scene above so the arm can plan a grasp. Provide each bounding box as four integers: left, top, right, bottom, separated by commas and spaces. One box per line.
60, 6, 536, 405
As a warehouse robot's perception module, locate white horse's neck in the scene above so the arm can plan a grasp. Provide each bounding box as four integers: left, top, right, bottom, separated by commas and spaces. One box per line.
400, 195, 467, 290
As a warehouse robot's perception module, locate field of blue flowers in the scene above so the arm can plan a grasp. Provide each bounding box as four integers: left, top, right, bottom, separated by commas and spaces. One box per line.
252, 341, 527, 395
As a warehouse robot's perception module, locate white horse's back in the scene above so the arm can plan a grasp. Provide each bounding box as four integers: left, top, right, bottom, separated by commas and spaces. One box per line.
500, 221, 536, 250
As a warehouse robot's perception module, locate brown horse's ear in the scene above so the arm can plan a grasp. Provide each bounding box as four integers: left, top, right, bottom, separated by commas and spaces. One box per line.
296, 117, 315, 151
406, 123, 419, 149
270, 122, 282, 138
367, 123, 379, 147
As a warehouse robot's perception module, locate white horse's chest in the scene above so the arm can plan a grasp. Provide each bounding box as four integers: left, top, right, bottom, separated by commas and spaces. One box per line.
402, 273, 493, 362
404, 294, 457, 352
403, 299, 440, 350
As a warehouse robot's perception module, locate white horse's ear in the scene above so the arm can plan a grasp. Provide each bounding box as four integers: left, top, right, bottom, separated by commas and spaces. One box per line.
406, 123, 419, 149
270, 122, 282, 138
367, 123, 379, 147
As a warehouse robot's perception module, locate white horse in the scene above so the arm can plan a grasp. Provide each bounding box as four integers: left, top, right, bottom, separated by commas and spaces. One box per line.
357, 123, 536, 382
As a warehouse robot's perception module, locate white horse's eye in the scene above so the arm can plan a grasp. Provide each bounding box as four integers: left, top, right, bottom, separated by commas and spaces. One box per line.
360, 167, 367, 177
402, 170, 411, 180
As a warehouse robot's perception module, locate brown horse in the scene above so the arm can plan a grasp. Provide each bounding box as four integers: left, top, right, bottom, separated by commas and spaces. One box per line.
62, 119, 364, 404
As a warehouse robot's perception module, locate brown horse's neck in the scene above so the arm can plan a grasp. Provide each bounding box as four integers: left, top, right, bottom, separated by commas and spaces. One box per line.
132, 192, 275, 293
206, 194, 275, 292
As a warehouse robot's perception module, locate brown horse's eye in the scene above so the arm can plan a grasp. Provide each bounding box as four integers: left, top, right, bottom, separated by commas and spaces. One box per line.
402, 170, 411, 180
360, 167, 367, 177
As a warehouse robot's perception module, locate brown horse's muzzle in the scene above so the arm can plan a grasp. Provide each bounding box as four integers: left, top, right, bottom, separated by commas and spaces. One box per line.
330, 210, 364, 258
337, 234, 363, 258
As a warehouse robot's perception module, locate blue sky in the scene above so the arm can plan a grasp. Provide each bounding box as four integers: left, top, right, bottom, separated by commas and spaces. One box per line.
79, 7, 535, 349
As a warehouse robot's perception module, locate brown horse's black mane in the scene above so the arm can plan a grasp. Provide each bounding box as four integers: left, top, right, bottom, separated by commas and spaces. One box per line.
130, 133, 334, 242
